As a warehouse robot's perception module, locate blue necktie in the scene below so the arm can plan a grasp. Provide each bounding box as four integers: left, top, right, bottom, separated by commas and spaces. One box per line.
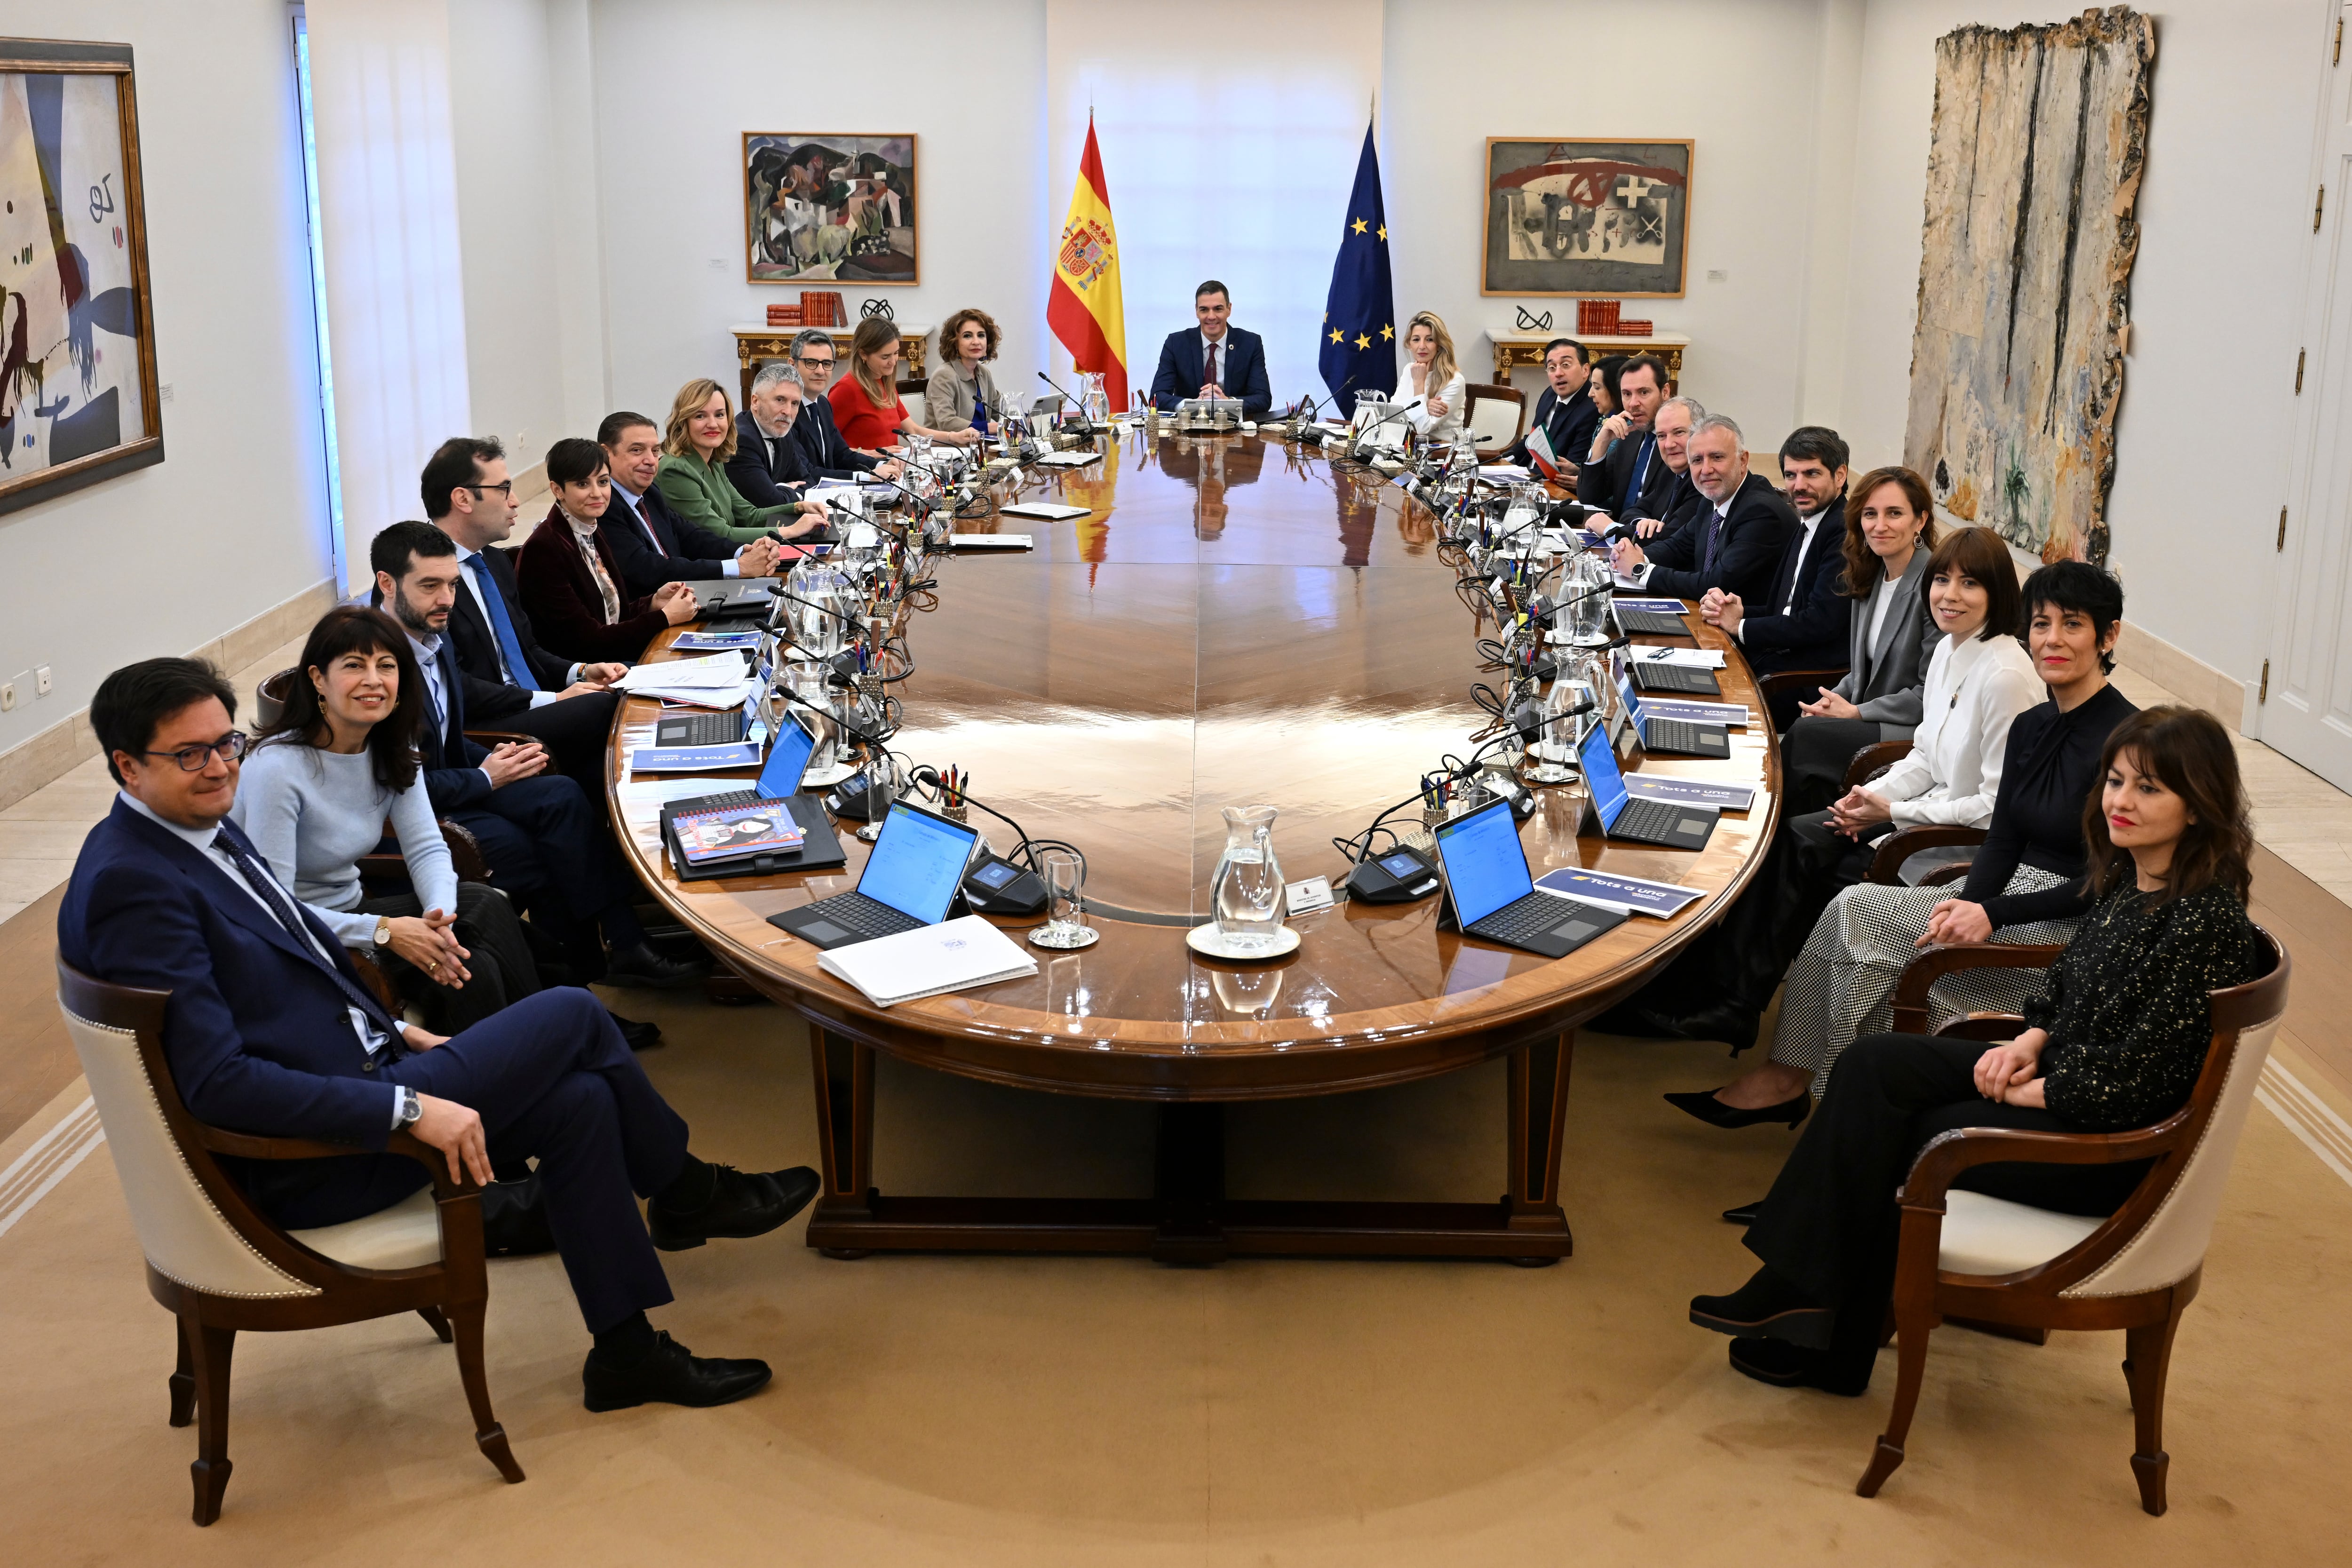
213, 829, 402, 1045
463, 554, 540, 692
1626, 435, 1653, 513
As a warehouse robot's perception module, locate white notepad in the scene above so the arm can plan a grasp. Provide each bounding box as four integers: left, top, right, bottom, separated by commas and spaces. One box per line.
817, 915, 1039, 1007
996, 501, 1090, 521
1033, 449, 1104, 467
948, 533, 1034, 548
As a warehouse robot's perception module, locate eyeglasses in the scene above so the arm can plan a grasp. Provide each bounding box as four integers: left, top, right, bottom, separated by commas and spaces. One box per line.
141, 732, 251, 771
795, 355, 834, 368
464, 481, 515, 498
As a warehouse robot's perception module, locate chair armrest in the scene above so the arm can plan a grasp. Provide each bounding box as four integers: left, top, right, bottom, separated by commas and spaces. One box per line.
1890, 942, 2066, 1032
1919, 859, 1973, 888
439, 819, 491, 883
1899, 1114, 2192, 1208
192, 1123, 482, 1198
1867, 825, 1986, 885
465, 729, 536, 749
1756, 669, 1848, 705
1843, 740, 1913, 791
1936, 1011, 2026, 1042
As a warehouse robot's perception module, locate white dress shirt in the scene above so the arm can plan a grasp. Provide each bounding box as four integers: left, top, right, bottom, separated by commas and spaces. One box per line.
1200, 329, 1232, 391
610, 482, 741, 577
450, 541, 582, 702
407, 629, 505, 788
1868, 630, 2044, 828
1403, 367, 1468, 444
1732, 507, 1829, 644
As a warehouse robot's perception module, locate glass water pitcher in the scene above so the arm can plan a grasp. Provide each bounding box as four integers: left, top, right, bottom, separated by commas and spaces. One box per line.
1210, 804, 1287, 954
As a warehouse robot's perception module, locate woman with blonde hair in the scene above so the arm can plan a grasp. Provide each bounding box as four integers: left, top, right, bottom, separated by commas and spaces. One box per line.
925, 307, 1005, 435
653, 377, 826, 549
1399, 310, 1466, 445
831, 316, 977, 451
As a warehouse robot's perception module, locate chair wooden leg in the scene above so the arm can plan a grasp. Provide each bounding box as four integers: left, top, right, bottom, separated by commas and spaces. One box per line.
417, 1306, 453, 1343
167, 1323, 195, 1427
445, 1297, 525, 1485
184, 1317, 236, 1527
1857, 1314, 1931, 1497
2123, 1293, 2187, 1517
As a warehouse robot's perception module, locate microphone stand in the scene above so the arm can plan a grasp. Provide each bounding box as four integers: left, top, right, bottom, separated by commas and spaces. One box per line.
1343, 398, 1423, 464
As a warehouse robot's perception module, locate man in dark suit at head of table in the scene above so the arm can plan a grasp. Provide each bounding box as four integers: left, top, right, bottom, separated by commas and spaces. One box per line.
1148, 280, 1273, 417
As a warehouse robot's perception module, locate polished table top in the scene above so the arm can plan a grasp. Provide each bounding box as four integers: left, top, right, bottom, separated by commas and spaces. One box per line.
609, 430, 1779, 1097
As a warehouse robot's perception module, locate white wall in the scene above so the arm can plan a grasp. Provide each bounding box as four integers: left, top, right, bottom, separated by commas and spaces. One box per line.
1836, 0, 2329, 688
0, 0, 332, 752
1383, 0, 1847, 456
588, 0, 1049, 424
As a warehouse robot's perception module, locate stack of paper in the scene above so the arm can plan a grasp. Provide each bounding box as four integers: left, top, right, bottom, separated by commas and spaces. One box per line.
817, 915, 1039, 1007
616, 652, 751, 707
1633, 647, 1727, 670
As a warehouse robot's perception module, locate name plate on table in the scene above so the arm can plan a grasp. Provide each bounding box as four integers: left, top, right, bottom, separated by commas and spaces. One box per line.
1624, 776, 1758, 811
1613, 597, 1687, 614
1534, 868, 1705, 919
1640, 698, 1749, 727
629, 743, 762, 773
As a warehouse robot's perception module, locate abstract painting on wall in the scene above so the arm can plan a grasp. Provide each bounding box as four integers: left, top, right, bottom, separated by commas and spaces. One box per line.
1481, 138, 1692, 298
0, 39, 160, 517
1906, 8, 2155, 564
744, 134, 917, 285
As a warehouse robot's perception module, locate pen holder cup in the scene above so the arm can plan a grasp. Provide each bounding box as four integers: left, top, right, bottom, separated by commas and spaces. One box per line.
856, 673, 884, 703
939, 802, 969, 824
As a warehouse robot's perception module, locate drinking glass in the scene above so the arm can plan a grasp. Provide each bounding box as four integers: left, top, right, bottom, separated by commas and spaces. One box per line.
1028, 849, 1098, 949
1564, 549, 1613, 647
1210, 805, 1287, 954
1526, 669, 1581, 784
786, 662, 839, 773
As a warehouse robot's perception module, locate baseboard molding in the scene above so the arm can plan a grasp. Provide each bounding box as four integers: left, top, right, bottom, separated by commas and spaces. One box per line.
2113, 619, 2248, 732
0, 579, 337, 813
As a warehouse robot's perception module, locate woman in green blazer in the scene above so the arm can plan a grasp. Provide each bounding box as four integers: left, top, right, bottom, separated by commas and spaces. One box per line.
654, 377, 826, 547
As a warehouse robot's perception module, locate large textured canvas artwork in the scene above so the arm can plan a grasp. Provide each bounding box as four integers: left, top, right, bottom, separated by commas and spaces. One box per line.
744, 134, 917, 285
0, 40, 160, 517
1906, 7, 2154, 564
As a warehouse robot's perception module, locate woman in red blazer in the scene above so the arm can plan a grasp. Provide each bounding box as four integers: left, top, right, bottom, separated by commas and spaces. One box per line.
516, 438, 698, 664
828, 316, 978, 452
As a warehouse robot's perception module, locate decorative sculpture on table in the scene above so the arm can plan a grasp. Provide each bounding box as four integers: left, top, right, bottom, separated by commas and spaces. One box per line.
1905, 7, 2155, 565
0, 39, 161, 517
1481, 138, 1692, 299
744, 134, 918, 285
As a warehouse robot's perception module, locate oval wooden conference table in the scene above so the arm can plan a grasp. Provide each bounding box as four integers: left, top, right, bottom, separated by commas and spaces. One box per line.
608, 429, 1781, 1265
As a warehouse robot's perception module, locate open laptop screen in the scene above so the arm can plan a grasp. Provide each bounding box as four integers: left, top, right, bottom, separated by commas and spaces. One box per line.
1430, 798, 1534, 929
1615, 670, 1651, 747
1579, 724, 1632, 832
857, 802, 980, 923
753, 717, 815, 799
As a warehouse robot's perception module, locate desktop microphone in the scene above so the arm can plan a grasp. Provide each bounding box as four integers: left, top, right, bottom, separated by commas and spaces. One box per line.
1344, 398, 1423, 463
1504, 689, 1595, 743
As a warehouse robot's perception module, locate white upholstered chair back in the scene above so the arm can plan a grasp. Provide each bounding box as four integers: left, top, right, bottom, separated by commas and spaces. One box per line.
59, 1006, 319, 1301
1464, 389, 1524, 454
2064, 1009, 2287, 1298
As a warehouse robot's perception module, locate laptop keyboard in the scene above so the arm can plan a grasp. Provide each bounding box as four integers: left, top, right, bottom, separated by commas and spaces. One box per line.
674, 788, 764, 814
1471, 894, 1577, 944
1645, 717, 1722, 754
1608, 795, 1690, 842
1631, 661, 1720, 695
656, 710, 745, 747
801, 891, 926, 939
1614, 607, 1690, 637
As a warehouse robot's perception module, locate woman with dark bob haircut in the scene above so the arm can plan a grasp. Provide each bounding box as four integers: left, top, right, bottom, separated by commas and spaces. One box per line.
1689, 705, 2263, 1395
517, 437, 699, 664
231, 606, 544, 1033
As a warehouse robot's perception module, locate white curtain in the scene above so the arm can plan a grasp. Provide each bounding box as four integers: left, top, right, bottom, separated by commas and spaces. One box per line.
305, 0, 471, 592
1044, 0, 1384, 409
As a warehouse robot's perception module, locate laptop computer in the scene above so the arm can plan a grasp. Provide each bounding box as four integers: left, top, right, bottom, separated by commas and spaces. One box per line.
1428, 797, 1627, 958
1615, 669, 1732, 759
659, 715, 845, 879
1626, 645, 1722, 696
1577, 723, 1719, 849
1611, 599, 1693, 638
765, 799, 980, 949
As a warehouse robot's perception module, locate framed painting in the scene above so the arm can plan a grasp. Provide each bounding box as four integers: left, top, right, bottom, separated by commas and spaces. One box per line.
1481, 138, 1692, 298
0, 38, 160, 518
744, 133, 918, 285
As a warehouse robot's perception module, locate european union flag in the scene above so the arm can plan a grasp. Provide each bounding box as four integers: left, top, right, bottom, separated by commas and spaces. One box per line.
1318, 122, 1396, 421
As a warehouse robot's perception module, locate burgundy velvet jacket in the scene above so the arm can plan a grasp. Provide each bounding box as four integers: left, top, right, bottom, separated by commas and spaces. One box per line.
514, 503, 671, 664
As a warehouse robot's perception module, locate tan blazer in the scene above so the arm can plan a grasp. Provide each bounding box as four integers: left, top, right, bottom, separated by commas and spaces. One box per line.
924, 361, 1002, 432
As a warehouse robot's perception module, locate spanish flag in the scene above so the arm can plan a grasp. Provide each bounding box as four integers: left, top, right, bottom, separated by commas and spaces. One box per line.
1047, 115, 1127, 412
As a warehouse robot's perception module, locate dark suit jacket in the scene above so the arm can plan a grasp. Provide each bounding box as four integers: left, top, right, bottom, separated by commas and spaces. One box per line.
1638, 471, 1797, 604
600, 484, 734, 596
58, 802, 405, 1154
1149, 327, 1272, 415
1737, 494, 1851, 676
1504, 385, 1600, 474
1613, 469, 1707, 546
514, 505, 670, 664
1581, 428, 1675, 521
446, 541, 574, 711
416, 634, 497, 816
790, 394, 878, 480
727, 410, 813, 508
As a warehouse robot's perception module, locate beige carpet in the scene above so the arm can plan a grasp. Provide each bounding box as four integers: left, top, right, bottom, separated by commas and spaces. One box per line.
5, 989, 2350, 1565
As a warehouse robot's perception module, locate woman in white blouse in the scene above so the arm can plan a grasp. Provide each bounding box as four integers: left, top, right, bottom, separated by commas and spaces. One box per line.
1400, 311, 1467, 446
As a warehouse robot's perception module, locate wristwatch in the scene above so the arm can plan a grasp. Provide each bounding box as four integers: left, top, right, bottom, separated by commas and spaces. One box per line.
395, 1087, 423, 1130
373, 916, 394, 948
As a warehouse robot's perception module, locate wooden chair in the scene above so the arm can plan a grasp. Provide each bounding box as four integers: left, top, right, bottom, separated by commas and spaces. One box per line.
1461, 383, 1526, 456
56, 961, 525, 1526
1857, 929, 2292, 1515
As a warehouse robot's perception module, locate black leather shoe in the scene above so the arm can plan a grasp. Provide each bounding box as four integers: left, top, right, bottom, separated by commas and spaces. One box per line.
1663, 1089, 1811, 1130
1586, 1000, 1688, 1039
582, 1332, 771, 1412
603, 942, 710, 992
608, 1012, 663, 1051
648, 1164, 821, 1251
1726, 1337, 1869, 1396
1691, 1266, 1835, 1350
1721, 1199, 1764, 1226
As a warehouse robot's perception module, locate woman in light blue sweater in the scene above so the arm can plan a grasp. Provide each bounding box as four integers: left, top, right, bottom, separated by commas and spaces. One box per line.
231, 607, 541, 1034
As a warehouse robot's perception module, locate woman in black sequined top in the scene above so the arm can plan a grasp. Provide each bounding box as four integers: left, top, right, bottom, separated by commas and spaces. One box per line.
1682, 705, 2262, 1395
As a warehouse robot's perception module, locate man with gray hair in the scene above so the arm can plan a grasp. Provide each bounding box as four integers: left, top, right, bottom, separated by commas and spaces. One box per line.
1611, 412, 1796, 604
728, 358, 821, 509
781, 327, 904, 484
